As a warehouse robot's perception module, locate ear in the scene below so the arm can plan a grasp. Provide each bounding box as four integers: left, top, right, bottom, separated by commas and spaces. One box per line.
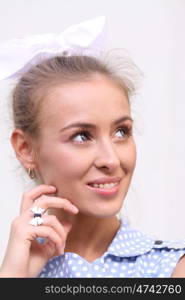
10, 129, 37, 170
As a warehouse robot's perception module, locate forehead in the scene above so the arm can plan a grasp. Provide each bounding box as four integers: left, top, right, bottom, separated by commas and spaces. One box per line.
40, 76, 130, 125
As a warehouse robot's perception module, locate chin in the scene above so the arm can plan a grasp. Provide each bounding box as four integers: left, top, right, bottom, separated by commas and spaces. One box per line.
81, 205, 122, 219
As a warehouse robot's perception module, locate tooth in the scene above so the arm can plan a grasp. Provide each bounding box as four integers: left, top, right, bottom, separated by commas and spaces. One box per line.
90, 182, 118, 188
104, 184, 110, 188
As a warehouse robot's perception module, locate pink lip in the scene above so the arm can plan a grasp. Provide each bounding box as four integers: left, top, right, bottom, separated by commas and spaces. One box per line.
87, 177, 121, 185
86, 182, 120, 196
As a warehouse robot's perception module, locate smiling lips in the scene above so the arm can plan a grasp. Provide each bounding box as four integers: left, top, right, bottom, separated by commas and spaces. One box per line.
86, 177, 121, 196
89, 182, 118, 189
87, 176, 121, 185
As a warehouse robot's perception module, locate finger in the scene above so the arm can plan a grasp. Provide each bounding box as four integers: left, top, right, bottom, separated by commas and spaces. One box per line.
20, 185, 56, 213
33, 195, 79, 214
11, 214, 64, 256
22, 209, 73, 240
42, 215, 66, 240
29, 225, 64, 256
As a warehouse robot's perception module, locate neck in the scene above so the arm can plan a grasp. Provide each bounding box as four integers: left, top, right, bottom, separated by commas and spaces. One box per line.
65, 215, 121, 262
51, 209, 121, 263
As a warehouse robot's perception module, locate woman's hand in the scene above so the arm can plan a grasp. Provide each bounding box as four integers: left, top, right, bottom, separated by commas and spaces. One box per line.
0, 184, 79, 278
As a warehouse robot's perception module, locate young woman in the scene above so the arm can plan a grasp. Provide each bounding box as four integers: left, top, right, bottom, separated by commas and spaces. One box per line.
0, 18, 185, 278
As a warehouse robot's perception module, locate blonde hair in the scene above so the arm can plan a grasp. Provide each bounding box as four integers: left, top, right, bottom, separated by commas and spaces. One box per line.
11, 50, 142, 137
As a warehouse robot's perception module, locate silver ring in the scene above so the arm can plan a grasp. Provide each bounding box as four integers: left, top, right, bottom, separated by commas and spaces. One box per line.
30, 206, 45, 218
29, 206, 45, 226
29, 216, 44, 226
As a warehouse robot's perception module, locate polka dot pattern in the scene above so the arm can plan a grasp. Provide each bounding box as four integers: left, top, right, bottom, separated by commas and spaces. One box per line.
38, 219, 185, 278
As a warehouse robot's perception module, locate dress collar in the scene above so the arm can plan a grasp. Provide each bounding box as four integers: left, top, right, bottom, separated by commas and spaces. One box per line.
105, 218, 155, 258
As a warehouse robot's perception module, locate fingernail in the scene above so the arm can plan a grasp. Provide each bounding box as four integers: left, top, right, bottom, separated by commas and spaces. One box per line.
36, 237, 46, 244
73, 206, 79, 213
49, 186, 56, 190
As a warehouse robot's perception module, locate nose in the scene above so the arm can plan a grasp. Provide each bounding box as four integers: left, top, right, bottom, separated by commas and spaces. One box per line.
94, 139, 121, 172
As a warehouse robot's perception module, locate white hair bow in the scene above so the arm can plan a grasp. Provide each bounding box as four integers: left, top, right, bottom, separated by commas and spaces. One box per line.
0, 16, 106, 81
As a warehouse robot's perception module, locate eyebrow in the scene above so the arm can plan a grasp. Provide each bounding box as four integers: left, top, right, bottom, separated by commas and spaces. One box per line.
60, 116, 133, 133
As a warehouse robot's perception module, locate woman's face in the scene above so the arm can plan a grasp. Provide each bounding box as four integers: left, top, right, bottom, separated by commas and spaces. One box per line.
34, 75, 137, 218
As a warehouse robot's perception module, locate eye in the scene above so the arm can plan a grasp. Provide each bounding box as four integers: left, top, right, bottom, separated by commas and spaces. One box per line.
115, 126, 132, 139
70, 126, 132, 144
71, 130, 91, 143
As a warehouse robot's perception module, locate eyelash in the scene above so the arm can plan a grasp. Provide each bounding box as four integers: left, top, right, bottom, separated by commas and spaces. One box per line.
70, 126, 132, 144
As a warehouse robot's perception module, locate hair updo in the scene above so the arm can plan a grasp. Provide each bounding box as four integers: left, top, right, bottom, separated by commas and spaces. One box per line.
11, 51, 142, 138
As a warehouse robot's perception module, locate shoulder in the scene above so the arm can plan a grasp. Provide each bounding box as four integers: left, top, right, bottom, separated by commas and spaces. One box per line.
171, 254, 185, 277
109, 220, 185, 277
144, 239, 185, 277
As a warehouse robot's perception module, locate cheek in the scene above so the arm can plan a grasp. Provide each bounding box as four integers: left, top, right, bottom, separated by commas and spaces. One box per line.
38, 147, 91, 180
122, 141, 137, 172
58, 152, 88, 179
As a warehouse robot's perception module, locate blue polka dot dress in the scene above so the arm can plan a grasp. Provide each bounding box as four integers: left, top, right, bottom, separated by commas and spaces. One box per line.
38, 218, 185, 278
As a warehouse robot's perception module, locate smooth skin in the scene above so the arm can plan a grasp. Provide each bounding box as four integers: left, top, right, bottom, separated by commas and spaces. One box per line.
0, 74, 184, 277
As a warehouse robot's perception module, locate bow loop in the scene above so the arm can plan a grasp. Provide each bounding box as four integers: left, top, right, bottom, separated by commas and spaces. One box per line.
0, 16, 106, 81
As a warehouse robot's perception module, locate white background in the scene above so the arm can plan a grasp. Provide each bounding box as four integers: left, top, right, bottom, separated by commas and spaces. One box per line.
0, 0, 185, 264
